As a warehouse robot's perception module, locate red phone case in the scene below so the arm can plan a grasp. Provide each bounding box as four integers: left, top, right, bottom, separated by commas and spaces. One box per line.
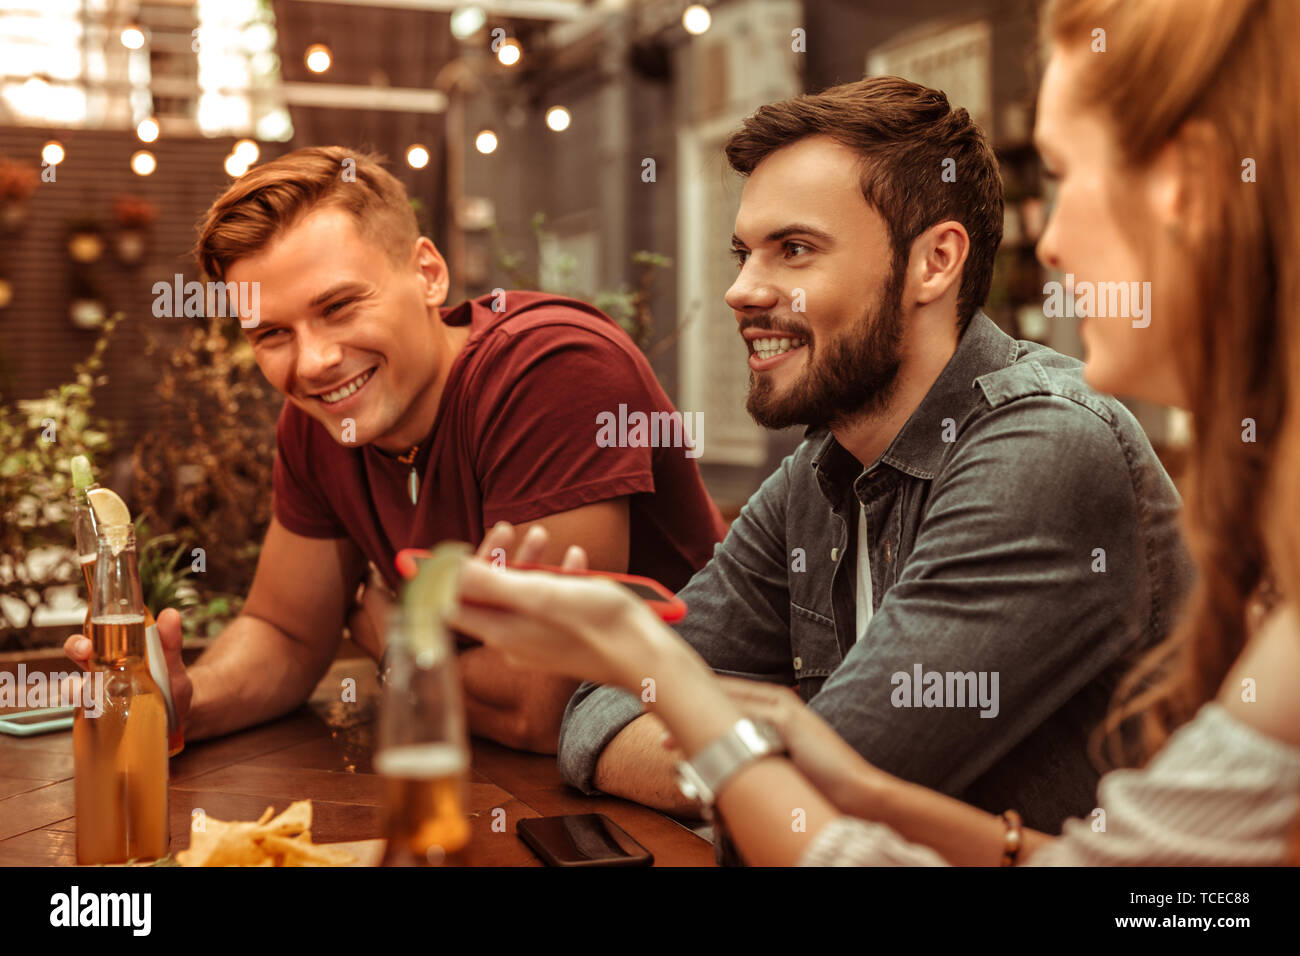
394, 548, 687, 622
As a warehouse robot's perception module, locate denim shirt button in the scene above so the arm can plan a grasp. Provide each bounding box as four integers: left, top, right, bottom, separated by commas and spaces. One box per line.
793, 656, 803, 671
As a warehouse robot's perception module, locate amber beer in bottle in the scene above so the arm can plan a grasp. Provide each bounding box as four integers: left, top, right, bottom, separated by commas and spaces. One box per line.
73, 524, 170, 864
375, 746, 471, 865
377, 607, 471, 866
71, 474, 183, 756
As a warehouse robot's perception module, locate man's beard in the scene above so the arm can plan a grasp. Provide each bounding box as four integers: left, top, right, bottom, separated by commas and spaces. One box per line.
745, 267, 906, 431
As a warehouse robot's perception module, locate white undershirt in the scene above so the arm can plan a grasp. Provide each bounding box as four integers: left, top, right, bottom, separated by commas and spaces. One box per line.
855, 503, 873, 642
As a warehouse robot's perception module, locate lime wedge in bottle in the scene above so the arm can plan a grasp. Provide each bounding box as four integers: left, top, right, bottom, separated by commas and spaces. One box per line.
71, 454, 95, 491
401, 541, 471, 665
86, 486, 132, 527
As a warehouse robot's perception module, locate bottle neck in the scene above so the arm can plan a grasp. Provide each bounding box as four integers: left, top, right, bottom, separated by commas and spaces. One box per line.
71, 483, 99, 560
89, 525, 146, 662
88, 612, 147, 662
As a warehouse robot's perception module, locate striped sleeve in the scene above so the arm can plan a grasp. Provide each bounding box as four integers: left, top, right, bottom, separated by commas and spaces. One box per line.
1026, 703, 1300, 866
799, 818, 948, 866
798, 704, 1300, 867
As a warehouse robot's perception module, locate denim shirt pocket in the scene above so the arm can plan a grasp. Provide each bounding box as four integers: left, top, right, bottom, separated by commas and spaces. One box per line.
789, 602, 842, 702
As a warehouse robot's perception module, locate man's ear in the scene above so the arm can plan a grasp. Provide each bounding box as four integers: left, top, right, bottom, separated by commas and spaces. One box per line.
414, 237, 451, 308
909, 220, 969, 308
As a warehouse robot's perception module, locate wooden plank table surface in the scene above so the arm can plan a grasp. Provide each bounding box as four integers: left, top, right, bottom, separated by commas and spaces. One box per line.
0, 658, 715, 867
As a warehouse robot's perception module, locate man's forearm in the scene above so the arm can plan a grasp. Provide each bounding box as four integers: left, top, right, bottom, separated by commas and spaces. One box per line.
186, 612, 338, 741
593, 713, 701, 818
460, 644, 577, 753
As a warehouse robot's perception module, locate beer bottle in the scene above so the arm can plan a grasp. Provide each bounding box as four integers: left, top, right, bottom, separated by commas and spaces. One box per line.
73, 523, 171, 864
70, 455, 183, 756
377, 592, 472, 866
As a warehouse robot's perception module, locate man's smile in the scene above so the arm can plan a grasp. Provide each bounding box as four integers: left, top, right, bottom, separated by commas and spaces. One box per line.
310, 366, 377, 406
742, 327, 808, 371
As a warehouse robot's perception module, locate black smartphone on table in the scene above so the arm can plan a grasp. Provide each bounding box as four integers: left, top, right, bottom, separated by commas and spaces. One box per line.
516, 813, 654, 867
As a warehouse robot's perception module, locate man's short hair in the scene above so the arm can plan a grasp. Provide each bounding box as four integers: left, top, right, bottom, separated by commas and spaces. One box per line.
194, 146, 420, 281
723, 76, 1004, 331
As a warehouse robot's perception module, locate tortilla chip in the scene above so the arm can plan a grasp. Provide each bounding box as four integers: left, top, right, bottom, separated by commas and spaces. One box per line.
259, 800, 313, 836
176, 801, 356, 867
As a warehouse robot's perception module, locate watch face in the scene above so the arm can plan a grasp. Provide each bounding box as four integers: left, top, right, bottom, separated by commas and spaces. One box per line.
736, 718, 782, 753
734, 720, 765, 752
675, 766, 705, 804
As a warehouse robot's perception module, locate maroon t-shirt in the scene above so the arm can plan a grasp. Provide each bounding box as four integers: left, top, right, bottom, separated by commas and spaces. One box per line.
272, 291, 726, 593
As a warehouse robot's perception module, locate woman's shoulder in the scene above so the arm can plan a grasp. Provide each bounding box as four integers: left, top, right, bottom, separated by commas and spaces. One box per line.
1214, 602, 1300, 751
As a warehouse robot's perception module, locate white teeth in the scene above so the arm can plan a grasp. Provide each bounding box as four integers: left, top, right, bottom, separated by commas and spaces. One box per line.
320, 368, 373, 404
753, 336, 805, 361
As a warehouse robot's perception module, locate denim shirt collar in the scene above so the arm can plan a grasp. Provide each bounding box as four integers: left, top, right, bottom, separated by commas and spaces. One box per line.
809, 311, 1017, 502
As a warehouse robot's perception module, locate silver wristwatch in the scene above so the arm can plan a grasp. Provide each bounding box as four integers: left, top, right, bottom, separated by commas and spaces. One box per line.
675, 718, 785, 814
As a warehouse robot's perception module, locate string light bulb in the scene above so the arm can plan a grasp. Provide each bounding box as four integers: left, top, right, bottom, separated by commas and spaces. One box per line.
497, 39, 521, 67
683, 5, 712, 35
130, 150, 156, 176
406, 144, 430, 169
233, 139, 259, 164
450, 6, 487, 40
305, 43, 332, 73
545, 107, 571, 132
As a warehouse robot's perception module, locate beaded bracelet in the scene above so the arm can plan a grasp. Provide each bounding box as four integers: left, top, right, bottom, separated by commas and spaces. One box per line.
1000, 809, 1023, 866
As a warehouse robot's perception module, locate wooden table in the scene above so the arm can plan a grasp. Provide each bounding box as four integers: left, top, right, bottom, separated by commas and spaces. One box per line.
0, 658, 715, 866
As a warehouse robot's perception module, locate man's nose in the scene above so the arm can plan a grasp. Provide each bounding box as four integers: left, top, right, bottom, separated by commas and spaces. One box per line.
296, 329, 344, 384
725, 261, 780, 316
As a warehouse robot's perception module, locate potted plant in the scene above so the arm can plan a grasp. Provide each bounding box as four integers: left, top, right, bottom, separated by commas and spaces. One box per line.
68, 272, 107, 330
66, 217, 105, 264
112, 195, 158, 266
0, 158, 38, 235
0, 314, 119, 650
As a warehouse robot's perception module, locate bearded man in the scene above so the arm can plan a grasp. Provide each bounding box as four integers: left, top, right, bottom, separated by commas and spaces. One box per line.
551, 76, 1193, 832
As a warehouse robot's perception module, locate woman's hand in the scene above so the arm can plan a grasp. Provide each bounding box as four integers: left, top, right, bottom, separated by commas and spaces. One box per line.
705, 676, 885, 814
473, 520, 585, 571
446, 559, 698, 694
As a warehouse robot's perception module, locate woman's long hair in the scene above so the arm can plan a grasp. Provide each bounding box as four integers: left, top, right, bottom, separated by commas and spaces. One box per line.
1045, 0, 1300, 764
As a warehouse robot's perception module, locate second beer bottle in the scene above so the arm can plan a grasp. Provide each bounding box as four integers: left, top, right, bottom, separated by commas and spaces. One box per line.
73, 523, 171, 865
70, 456, 183, 756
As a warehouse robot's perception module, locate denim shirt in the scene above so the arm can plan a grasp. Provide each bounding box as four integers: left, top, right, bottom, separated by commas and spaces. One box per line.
559, 313, 1193, 832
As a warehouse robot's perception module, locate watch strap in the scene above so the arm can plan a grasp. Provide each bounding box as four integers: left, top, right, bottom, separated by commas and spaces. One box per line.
675, 718, 784, 811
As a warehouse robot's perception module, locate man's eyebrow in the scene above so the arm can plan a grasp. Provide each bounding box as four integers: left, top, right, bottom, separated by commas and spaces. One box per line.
731, 224, 834, 247
308, 281, 370, 310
